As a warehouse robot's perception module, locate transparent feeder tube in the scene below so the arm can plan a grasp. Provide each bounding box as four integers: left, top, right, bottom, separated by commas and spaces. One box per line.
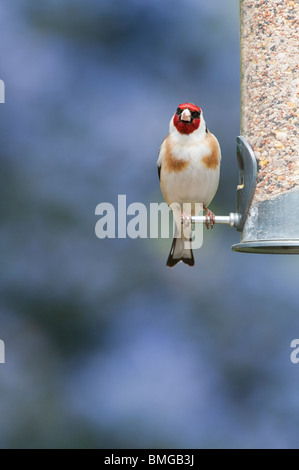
234, 0, 299, 253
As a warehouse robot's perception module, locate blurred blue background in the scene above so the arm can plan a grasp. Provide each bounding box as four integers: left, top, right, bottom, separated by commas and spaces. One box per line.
1, 0, 299, 449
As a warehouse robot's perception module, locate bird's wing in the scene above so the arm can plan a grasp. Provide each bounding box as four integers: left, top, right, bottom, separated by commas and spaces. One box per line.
157, 135, 169, 182
157, 163, 161, 182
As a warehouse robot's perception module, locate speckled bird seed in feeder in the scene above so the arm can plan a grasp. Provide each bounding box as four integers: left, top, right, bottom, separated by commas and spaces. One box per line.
240, 0, 299, 203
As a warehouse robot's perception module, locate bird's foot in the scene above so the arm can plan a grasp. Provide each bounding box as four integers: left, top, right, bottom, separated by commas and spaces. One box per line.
181, 212, 192, 229
203, 206, 215, 229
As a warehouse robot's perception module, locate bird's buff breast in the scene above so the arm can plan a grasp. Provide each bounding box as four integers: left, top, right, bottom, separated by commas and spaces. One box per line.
161, 157, 220, 207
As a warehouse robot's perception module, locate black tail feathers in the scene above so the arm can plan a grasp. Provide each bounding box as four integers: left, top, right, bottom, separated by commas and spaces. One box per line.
166, 237, 194, 268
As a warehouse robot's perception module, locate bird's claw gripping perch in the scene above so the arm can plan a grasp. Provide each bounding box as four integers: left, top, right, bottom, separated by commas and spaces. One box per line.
204, 206, 215, 229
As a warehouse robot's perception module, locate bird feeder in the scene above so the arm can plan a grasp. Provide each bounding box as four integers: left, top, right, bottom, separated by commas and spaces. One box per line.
193, 0, 299, 254
232, 0, 299, 253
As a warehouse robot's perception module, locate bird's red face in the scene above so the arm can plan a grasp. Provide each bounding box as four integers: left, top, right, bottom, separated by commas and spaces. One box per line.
173, 102, 201, 135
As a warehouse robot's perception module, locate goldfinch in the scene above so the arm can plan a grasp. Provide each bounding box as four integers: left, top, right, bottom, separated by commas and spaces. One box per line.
157, 102, 221, 267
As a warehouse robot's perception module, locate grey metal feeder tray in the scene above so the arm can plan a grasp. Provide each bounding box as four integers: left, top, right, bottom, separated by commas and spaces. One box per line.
192, 136, 299, 255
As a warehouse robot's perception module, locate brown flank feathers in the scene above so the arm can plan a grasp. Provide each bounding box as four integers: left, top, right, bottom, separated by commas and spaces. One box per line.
163, 136, 190, 173
202, 132, 220, 170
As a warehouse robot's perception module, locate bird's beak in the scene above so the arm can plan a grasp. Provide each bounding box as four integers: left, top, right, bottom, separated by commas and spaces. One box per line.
180, 108, 191, 122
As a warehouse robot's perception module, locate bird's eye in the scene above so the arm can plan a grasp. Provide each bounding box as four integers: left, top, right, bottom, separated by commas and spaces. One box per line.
176, 108, 182, 115
192, 111, 200, 119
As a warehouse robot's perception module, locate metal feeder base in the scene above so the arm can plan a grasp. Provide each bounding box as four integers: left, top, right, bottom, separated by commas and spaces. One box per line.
232, 240, 299, 254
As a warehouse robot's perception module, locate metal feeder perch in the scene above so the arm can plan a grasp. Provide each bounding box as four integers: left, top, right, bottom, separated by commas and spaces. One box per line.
193, 0, 299, 254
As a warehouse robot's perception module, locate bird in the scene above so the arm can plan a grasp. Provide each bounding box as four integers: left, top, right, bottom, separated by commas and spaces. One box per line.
157, 102, 221, 267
